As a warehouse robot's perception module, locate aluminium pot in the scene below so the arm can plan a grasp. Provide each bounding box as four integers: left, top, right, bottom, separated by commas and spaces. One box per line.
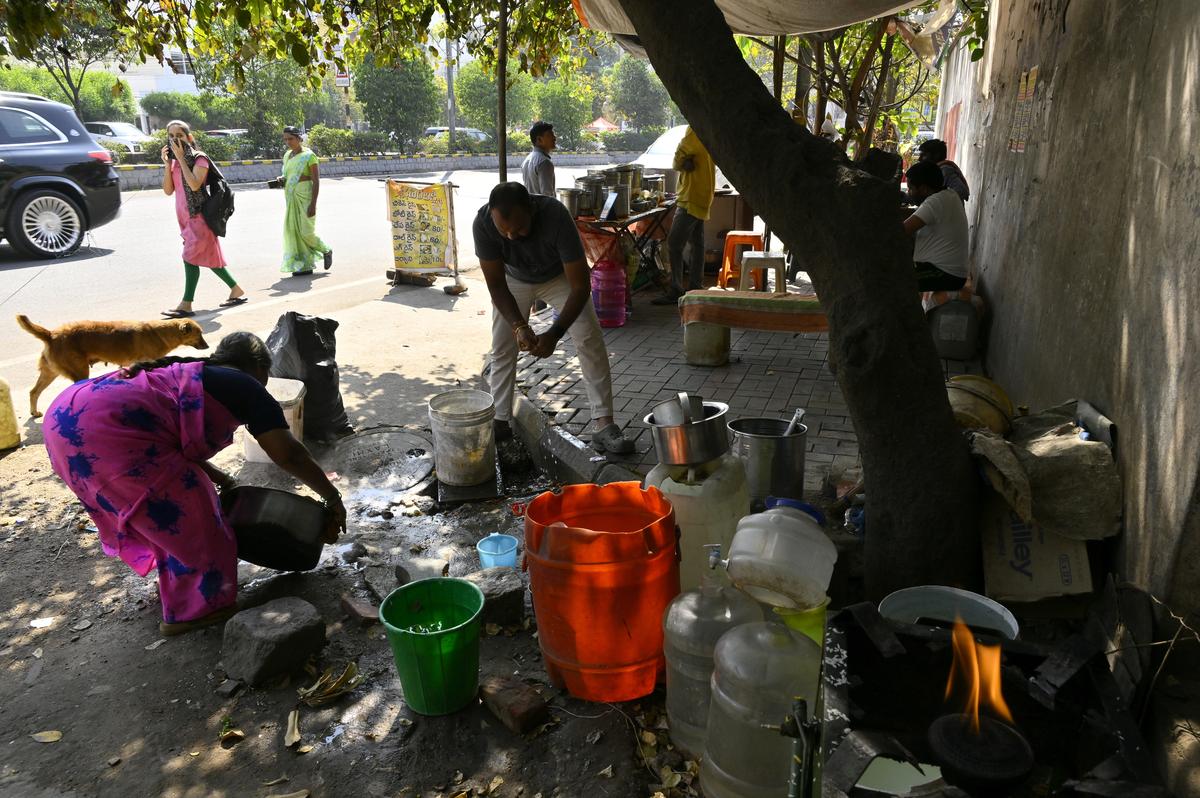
557, 187, 582, 217
727, 417, 808, 508
221, 485, 330, 571
644, 391, 731, 466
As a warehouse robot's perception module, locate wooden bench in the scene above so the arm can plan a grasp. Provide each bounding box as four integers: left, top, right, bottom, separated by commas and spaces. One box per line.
678, 288, 828, 366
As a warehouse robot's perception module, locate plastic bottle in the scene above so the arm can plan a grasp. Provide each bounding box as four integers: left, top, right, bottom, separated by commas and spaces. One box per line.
726, 498, 837, 610
662, 545, 761, 759
591, 259, 627, 328
0, 378, 19, 451
701, 622, 822, 797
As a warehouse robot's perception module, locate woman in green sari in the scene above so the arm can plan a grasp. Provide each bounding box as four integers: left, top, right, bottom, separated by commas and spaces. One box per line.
276, 126, 333, 275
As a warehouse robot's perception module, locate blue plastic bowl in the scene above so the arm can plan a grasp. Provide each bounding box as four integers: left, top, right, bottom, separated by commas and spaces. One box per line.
476, 532, 518, 568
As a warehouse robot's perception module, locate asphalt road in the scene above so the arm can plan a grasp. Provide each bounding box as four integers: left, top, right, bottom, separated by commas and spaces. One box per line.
0, 165, 600, 421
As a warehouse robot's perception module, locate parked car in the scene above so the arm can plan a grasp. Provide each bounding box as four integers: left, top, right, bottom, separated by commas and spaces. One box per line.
0, 92, 121, 259
422, 126, 492, 143
205, 128, 248, 137
84, 121, 153, 153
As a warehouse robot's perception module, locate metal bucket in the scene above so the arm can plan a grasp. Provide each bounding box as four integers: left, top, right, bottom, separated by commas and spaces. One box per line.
727, 417, 808, 507
644, 393, 730, 466
557, 187, 582, 217
612, 184, 630, 218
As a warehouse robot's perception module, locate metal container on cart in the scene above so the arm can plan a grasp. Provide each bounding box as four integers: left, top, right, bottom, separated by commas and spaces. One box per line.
556, 187, 582, 217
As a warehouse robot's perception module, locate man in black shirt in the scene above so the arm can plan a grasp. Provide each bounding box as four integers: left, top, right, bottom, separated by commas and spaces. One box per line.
473, 183, 633, 454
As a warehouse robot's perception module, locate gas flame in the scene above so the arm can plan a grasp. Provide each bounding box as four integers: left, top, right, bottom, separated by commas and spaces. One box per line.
944, 616, 1014, 733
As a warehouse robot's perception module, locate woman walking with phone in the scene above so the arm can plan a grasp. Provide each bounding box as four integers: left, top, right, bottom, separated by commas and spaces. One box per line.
161, 120, 245, 318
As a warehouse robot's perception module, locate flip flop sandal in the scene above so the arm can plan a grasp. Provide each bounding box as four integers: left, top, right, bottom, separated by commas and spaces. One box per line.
161, 309, 196, 318
219, 296, 248, 307
158, 604, 237, 637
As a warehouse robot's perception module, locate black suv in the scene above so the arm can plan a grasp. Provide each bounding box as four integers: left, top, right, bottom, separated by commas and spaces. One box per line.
0, 92, 121, 258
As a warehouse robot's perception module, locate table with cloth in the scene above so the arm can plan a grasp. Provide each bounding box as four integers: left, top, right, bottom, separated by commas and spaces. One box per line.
678, 279, 828, 366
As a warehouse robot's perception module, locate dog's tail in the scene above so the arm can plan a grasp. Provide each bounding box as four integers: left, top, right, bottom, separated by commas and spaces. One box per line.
15, 314, 52, 342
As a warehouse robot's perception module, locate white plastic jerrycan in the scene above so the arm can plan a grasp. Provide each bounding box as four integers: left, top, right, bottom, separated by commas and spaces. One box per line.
726, 498, 836, 609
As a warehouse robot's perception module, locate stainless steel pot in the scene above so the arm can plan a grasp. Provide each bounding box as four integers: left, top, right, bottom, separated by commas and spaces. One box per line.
612, 184, 630, 218
221, 485, 329, 571
557, 187, 582, 217
727, 416, 808, 508
644, 392, 731, 466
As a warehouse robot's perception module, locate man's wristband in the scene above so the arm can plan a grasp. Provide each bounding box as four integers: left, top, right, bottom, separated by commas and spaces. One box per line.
512, 320, 531, 333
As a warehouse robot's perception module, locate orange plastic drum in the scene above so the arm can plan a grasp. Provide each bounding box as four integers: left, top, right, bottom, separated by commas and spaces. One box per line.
524, 482, 680, 702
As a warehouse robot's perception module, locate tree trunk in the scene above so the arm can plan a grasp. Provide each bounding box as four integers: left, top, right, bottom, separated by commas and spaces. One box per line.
617, 0, 979, 599
813, 39, 828, 133
497, 0, 509, 181
446, 37, 457, 153
794, 38, 811, 131
772, 35, 786, 102
860, 33, 895, 154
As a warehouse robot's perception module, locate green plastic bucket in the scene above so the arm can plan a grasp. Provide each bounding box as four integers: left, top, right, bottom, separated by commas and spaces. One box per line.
379, 577, 485, 715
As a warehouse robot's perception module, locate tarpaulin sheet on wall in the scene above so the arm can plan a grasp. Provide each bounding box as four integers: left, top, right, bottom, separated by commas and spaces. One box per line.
572, 0, 924, 36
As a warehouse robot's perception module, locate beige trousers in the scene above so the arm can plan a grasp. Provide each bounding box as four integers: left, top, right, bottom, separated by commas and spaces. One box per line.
489, 273, 614, 423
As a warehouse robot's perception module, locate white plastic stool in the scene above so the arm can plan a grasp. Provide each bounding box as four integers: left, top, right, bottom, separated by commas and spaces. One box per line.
738, 251, 788, 294
243, 377, 306, 462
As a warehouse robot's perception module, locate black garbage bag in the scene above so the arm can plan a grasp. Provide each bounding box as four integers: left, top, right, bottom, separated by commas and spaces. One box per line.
265, 312, 354, 441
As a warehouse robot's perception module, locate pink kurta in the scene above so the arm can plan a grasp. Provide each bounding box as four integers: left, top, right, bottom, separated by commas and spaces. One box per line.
172, 157, 227, 269
44, 362, 241, 623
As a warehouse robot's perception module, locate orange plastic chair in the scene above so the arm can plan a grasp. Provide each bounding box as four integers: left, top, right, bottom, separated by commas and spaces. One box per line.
718, 231, 765, 289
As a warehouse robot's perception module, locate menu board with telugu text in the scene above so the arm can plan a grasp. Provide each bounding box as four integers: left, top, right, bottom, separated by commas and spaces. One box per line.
386, 180, 457, 274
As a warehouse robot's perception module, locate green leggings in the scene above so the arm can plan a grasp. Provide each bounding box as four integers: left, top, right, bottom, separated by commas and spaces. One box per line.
183, 262, 237, 302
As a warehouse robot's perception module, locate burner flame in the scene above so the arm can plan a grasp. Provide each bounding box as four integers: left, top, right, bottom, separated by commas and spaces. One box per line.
945, 616, 1014, 733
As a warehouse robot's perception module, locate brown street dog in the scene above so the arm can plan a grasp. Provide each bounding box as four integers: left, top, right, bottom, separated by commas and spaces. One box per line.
16, 314, 210, 417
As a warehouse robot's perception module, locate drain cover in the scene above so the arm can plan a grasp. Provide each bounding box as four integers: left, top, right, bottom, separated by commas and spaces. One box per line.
327, 427, 434, 492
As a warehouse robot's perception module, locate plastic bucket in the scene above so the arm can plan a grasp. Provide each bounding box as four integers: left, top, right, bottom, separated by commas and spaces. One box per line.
878, 585, 1019, 639
429, 389, 496, 487
477, 532, 518, 568
524, 482, 680, 702
773, 596, 830, 646
379, 578, 485, 715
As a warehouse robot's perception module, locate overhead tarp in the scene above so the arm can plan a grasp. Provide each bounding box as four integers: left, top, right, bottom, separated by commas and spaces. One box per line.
572, 0, 924, 36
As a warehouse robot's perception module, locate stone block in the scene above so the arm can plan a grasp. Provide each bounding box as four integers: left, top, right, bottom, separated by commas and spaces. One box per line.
394, 557, 450, 585
463, 567, 525, 627
340, 593, 379, 625
479, 675, 548, 734
363, 564, 398, 603
221, 597, 326, 686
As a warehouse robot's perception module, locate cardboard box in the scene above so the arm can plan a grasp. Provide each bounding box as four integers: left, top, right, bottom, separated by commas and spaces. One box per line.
982, 491, 1092, 601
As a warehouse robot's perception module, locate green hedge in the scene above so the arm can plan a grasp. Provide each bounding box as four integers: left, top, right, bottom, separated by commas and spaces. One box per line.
599, 128, 663, 153
306, 126, 390, 157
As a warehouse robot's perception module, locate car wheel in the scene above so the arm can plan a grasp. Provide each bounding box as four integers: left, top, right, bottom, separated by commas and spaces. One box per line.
7, 189, 85, 259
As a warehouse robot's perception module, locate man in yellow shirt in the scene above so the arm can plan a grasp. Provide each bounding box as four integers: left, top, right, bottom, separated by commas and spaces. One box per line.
653, 125, 716, 305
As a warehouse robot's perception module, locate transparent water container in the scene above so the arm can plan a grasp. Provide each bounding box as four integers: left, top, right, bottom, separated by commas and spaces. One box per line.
726, 498, 837, 609
701, 622, 822, 797
662, 547, 761, 759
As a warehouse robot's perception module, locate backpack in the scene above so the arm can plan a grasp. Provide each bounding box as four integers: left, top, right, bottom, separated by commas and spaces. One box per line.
201, 159, 235, 237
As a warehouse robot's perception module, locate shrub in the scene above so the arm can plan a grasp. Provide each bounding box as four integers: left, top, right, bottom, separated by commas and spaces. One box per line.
96, 138, 129, 165
307, 125, 353, 158
350, 131, 390, 155
599, 128, 663, 153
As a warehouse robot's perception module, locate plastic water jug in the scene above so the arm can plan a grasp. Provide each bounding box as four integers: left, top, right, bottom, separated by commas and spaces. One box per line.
662, 546, 761, 759
701, 622, 822, 797
0, 378, 19, 450
644, 453, 750, 592
591, 259, 627, 328
726, 498, 837, 609
524, 482, 679, 701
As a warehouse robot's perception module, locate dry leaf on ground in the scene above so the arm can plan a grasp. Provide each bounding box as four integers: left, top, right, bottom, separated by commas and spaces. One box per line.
488, 775, 504, 794
266, 791, 310, 798
598, 765, 614, 778
219, 729, 245, 746
30, 731, 62, 743
284, 710, 301, 747
586, 729, 603, 745
263, 776, 289, 786
296, 744, 314, 754
144, 639, 167, 651
297, 662, 365, 707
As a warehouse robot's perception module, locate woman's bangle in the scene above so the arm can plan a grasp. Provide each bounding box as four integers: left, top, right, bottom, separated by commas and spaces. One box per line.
512, 321, 531, 333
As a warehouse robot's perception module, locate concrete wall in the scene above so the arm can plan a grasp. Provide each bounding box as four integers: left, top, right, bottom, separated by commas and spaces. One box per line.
937, 0, 1200, 613
116, 152, 636, 191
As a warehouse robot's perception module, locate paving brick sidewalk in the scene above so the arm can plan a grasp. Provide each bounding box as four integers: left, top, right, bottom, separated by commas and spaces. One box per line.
515, 298, 860, 494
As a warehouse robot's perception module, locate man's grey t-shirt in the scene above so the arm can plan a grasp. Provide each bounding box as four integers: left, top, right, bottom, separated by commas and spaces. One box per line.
472, 195, 586, 284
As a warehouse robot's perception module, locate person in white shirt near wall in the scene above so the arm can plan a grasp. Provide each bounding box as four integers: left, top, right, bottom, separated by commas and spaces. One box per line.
902, 160, 970, 292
